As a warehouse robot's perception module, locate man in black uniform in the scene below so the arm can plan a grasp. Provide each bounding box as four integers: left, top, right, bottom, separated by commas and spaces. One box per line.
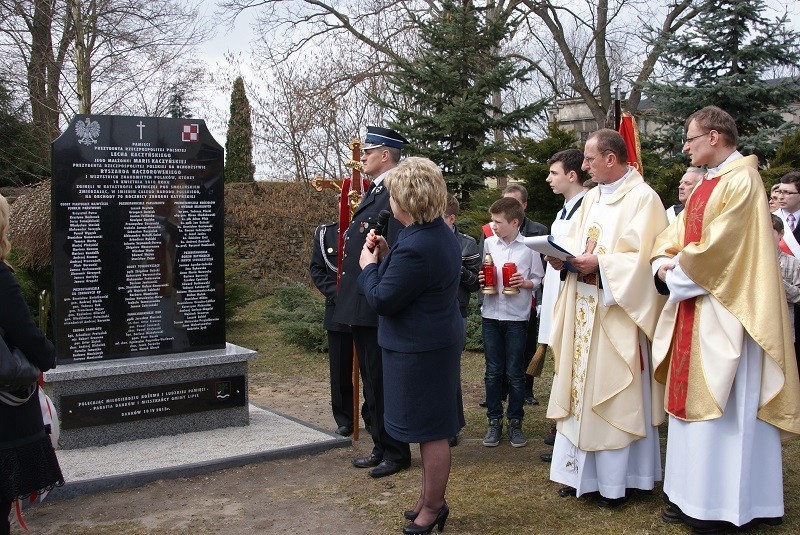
332, 126, 411, 478
309, 221, 355, 437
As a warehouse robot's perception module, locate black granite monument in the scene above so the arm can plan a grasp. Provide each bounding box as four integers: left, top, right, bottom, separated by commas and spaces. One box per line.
52, 115, 225, 363
46, 116, 256, 448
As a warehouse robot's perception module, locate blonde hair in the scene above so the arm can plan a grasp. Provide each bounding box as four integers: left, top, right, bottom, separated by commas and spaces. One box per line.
384, 157, 447, 224
0, 195, 10, 264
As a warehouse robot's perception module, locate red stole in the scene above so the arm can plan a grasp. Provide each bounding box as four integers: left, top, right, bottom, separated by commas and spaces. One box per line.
668, 176, 720, 417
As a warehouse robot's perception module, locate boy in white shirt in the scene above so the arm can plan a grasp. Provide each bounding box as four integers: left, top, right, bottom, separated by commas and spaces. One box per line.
479, 197, 544, 448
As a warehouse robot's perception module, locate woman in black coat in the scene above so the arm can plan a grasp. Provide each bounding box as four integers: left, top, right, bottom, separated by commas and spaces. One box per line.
0, 195, 63, 534
359, 157, 464, 534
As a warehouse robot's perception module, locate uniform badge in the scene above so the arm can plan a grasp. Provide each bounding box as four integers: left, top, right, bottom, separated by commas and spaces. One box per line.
374, 185, 384, 195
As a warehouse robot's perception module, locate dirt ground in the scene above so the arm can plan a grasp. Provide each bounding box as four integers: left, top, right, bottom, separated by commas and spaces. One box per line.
19, 372, 393, 534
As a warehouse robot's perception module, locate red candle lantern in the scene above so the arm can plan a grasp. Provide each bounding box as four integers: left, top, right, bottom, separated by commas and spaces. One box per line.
502, 262, 519, 295
481, 253, 498, 295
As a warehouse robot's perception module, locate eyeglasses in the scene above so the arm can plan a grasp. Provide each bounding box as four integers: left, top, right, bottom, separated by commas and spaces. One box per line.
682, 132, 710, 145
776, 190, 800, 196
583, 151, 610, 164
683, 132, 711, 144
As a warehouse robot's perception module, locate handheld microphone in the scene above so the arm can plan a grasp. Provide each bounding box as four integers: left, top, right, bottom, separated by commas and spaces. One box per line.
369, 210, 392, 252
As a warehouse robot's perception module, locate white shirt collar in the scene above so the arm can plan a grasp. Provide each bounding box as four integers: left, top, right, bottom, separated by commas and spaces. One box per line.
563, 190, 586, 214
598, 166, 633, 197
706, 150, 742, 178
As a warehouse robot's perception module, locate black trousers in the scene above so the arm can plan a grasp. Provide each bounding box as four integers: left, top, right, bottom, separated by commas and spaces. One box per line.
523, 314, 539, 394
498, 315, 538, 399
352, 326, 411, 463
327, 330, 355, 429
1, 499, 11, 535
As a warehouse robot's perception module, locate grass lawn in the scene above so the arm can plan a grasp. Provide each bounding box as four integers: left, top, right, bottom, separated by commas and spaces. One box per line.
229, 297, 800, 534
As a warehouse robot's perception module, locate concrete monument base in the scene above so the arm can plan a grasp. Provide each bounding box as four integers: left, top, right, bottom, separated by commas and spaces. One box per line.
43, 343, 257, 450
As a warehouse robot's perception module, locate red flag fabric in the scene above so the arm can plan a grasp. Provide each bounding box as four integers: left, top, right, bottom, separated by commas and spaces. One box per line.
618, 113, 643, 175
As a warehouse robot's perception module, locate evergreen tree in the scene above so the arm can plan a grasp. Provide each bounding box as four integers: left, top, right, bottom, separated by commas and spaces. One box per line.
506, 124, 578, 223
645, 0, 800, 163
378, 0, 546, 199
225, 76, 255, 183
167, 84, 193, 119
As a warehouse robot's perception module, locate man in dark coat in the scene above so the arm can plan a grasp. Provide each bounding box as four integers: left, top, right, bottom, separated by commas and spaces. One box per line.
310, 221, 355, 437
332, 126, 411, 478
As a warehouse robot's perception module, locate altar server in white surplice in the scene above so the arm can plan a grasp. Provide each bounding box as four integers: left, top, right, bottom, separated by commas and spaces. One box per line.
536, 149, 587, 349
546, 129, 667, 508
651, 106, 800, 531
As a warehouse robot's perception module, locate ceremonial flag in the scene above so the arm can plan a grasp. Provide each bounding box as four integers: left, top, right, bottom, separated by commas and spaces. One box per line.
618, 113, 642, 175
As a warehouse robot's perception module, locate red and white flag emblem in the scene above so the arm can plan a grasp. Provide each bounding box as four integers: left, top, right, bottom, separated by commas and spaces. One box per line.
182, 124, 199, 142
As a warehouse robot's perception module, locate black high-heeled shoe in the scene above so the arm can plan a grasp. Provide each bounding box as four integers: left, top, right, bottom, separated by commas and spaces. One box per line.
403, 510, 418, 521
402, 503, 449, 534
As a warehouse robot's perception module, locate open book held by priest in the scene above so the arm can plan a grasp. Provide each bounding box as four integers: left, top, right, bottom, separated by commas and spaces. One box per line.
523, 235, 579, 273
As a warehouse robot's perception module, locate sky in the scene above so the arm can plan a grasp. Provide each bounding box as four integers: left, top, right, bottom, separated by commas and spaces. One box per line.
195, 0, 800, 178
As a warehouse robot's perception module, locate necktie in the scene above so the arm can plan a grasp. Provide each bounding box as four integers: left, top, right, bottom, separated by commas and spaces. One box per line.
560, 206, 567, 219
789, 213, 796, 232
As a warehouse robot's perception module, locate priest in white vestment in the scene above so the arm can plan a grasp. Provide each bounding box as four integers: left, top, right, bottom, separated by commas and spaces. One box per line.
546, 129, 667, 507
665, 167, 703, 223
651, 106, 800, 531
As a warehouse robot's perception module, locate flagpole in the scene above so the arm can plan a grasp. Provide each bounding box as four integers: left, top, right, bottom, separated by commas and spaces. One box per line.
613, 72, 622, 131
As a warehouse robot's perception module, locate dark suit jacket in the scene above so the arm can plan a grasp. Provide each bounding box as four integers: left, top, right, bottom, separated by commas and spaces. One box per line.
358, 218, 463, 353
332, 179, 401, 327
309, 222, 350, 333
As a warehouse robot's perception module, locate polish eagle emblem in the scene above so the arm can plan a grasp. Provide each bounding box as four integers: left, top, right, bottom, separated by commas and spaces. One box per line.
75, 117, 100, 145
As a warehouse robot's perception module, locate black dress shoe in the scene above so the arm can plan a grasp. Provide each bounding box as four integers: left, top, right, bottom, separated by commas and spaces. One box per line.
403, 510, 418, 521
335, 425, 353, 437
597, 495, 628, 508
661, 506, 683, 524
524, 396, 539, 406
352, 453, 381, 468
369, 459, 410, 478
403, 503, 449, 534
557, 486, 577, 497
539, 452, 552, 462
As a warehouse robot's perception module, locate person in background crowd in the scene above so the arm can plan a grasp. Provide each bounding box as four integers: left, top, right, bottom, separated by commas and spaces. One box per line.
443, 193, 481, 447
651, 106, 800, 532
773, 171, 800, 370
334, 126, 412, 478
769, 183, 780, 212
547, 129, 666, 508
359, 157, 464, 534
309, 221, 356, 437
0, 194, 64, 535
666, 167, 704, 223
771, 215, 800, 341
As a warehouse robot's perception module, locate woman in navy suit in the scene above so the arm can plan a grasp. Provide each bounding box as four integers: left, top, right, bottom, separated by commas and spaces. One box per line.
359, 157, 464, 534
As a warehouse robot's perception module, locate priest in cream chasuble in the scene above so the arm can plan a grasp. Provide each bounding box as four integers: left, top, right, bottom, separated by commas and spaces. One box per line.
547, 129, 667, 502
651, 106, 800, 529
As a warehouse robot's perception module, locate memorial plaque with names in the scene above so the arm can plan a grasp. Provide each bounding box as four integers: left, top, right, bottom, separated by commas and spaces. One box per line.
59, 375, 247, 429
52, 115, 225, 363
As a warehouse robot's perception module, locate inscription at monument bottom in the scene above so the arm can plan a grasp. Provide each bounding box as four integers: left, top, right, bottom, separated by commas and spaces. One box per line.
59, 375, 247, 429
